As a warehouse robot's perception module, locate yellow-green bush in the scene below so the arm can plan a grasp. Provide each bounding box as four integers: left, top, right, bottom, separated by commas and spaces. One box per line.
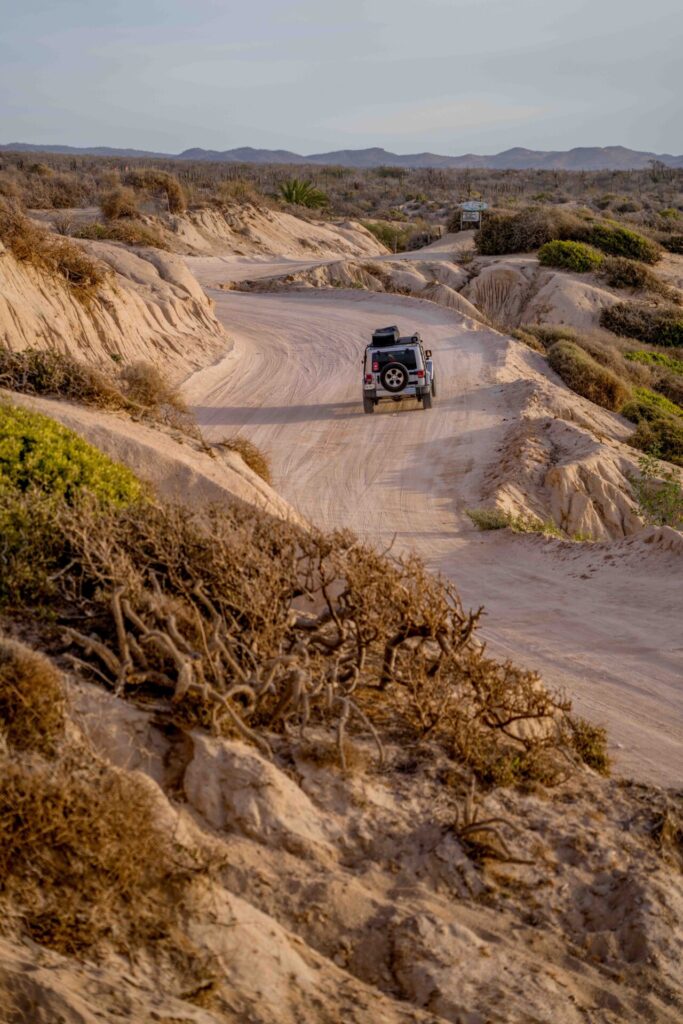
0, 403, 143, 505
548, 341, 631, 411
589, 223, 661, 264
622, 386, 683, 422
626, 350, 683, 375
538, 240, 604, 272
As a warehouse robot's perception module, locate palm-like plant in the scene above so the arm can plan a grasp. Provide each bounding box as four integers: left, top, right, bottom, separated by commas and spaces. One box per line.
279, 178, 328, 209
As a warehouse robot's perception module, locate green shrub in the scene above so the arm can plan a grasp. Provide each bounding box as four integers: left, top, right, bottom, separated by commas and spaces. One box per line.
75, 219, 168, 249
628, 417, 683, 465
475, 206, 591, 255
621, 386, 683, 422
538, 240, 604, 272
0, 403, 143, 505
588, 223, 661, 264
626, 350, 683, 375
547, 341, 631, 411
466, 507, 562, 537
362, 219, 414, 252
279, 178, 328, 209
600, 257, 666, 293
600, 302, 683, 346
629, 452, 683, 525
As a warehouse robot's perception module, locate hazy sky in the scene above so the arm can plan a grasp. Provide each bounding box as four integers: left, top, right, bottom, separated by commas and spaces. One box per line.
2, 0, 681, 154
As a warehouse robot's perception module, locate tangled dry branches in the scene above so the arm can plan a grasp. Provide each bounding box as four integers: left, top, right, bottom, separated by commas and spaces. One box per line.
8, 495, 575, 779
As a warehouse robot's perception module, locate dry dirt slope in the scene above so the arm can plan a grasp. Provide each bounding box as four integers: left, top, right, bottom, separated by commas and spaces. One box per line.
183, 271, 683, 787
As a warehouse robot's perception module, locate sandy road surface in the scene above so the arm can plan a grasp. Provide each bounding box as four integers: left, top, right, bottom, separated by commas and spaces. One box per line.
184, 268, 683, 787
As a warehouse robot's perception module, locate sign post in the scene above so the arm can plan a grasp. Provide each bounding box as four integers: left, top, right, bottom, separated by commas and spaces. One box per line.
459, 200, 488, 230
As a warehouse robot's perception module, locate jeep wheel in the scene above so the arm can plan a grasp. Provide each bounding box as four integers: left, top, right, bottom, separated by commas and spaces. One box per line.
363, 396, 375, 414
422, 391, 432, 410
380, 362, 408, 392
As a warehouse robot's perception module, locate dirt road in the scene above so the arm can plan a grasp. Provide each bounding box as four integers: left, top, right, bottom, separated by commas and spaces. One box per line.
184, 267, 683, 786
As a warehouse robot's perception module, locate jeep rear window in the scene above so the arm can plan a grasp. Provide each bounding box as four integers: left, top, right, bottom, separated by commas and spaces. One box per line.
370, 348, 418, 370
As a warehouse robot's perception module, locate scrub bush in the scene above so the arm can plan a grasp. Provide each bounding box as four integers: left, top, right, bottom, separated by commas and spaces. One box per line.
547, 341, 631, 411
538, 240, 604, 272
588, 223, 661, 264
0, 403, 143, 505
600, 302, 683, 346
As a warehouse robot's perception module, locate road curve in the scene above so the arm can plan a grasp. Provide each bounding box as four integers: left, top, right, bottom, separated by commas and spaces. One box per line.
183, 273, 683, 787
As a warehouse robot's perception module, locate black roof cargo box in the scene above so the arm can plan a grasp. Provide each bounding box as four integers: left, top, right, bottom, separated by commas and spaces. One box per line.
372, 325, 400, 346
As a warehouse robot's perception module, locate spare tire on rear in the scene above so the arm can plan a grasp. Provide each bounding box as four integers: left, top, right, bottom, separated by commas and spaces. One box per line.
380, 362, 408, 392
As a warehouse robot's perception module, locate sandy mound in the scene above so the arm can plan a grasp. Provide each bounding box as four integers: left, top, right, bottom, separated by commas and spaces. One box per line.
0, 237, 226, 379
5, 391, 300, 522
6, 676, 679, 1024
229, 249, 626, 335
462, 256, 620, 330
478, 339, 651, 539
171, 204, 387, 259
234, 256, 491, 325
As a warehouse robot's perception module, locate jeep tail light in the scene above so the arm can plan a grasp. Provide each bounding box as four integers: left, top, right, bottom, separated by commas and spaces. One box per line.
365, 373, 373, 383
372, 361, 379, 372
417, 369, 425, 378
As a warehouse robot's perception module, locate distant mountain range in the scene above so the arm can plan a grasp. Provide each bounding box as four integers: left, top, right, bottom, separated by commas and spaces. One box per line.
2, 142, 682, 170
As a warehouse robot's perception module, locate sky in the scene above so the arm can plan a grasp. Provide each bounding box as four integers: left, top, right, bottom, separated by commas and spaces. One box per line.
1, 0, 681, 155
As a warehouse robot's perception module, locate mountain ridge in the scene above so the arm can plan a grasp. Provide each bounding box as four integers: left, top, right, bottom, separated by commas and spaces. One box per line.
2, 141, 682, 170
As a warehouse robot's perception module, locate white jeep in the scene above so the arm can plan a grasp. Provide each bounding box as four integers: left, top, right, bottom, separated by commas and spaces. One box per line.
362, 325, 435, 414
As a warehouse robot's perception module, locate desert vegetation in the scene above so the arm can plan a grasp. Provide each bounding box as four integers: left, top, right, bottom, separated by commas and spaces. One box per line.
0, 197, 107, 298
0, 403, 143, 506
547, 339, 631, 410
600, 301, 683, 346
512, 322, 683, 465
214, 435, 272, 483
466, 507, 562, 538
537, 239, 604, 272
0, 423, 598, 787
0, 349, 195, 433
0, 634, 202, 961
279, 178, 328, 209
1, 148, 680, 230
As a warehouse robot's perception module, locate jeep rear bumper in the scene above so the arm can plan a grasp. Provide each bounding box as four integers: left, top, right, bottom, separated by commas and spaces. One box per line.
363, 385, 430, 399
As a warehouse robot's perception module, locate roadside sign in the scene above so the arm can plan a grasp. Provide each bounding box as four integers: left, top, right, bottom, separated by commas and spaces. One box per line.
461, 201, 488, 211
461, 211, 481, 223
